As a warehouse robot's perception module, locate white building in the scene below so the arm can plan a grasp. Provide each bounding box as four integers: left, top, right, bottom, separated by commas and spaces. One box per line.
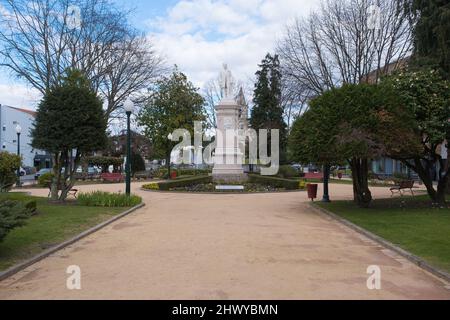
0, 104, 49, 168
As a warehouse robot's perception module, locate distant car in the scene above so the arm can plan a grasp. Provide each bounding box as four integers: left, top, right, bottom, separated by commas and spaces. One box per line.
35, 168, 52, 180
87, 167, 99, 175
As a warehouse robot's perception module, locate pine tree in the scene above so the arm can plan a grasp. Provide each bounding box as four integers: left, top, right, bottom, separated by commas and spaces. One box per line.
409, 0, 450, 77
250, 54, 287, 163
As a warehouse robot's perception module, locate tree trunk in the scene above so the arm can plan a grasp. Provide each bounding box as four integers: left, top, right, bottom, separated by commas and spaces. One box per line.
59, 151, 80, 201
50, 153, 61, 201
349, 157, 372, 208
166, 154, 171, 180
436, 169, 449, 206
412, 158, 438, 200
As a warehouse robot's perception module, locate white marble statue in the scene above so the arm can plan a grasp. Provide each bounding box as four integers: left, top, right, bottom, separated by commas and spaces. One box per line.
219, 63, 235, 99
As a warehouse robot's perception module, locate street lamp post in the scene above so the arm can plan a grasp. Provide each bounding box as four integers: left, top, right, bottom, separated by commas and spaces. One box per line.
124, 98, 134, 196
15, 124, 22, 187
322, 164, 331, 202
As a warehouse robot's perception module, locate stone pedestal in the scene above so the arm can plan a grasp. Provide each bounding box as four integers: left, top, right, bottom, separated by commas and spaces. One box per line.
212, 98, 247, 183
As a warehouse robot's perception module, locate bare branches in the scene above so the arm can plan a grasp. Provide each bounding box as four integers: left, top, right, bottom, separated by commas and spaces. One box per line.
278, 0, 414, 104
0, 0, 164, 121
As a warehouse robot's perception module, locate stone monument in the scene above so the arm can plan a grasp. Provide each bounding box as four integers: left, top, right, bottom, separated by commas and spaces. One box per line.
212, 64, 247, 183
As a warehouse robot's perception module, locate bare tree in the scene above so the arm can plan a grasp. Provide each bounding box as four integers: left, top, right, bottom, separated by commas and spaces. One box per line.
0, 0, 163, 122
202, 79, 222, 128
278, 0, 414, 100
100, 33, 165, 122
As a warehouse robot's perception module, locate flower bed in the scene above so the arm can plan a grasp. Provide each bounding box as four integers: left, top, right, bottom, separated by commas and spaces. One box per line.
143, 175, 306, 193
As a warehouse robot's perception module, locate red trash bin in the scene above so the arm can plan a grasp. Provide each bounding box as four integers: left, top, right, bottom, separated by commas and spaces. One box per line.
307, 184, 318, 201
170, 171, 177, 179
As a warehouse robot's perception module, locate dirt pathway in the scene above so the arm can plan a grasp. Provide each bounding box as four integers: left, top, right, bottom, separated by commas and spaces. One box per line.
0, 183, 449, 299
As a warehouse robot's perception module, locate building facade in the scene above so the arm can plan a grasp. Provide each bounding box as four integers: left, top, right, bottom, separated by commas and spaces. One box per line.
0, 104, 50, 169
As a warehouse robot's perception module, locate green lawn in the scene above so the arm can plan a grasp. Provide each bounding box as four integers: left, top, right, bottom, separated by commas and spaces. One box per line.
0, 193, 126, 271
317, 196, 450, 273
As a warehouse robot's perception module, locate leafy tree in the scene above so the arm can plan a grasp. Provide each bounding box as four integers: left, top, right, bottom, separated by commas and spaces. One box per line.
32, 69, 107, 201
381, 69, 450, 205
407, 0, 450, 78
138, 68, 205, 178
289, 83, 404, 208
0, 152, 21, 192
250, 54, 287, 163
0, 200, 32, 242
131, 152, 146, 175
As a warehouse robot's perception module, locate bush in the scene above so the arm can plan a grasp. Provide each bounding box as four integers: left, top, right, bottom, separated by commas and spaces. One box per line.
0, 152, 21, 192
77, 191, 142, 207
248, 175, 299, 190
38, 172, 54, 187
277, 165, 299, 178
0, 200, 32, 242
131, 152, 146, 174
143, 176, 212, 191
154, 168, 211, 179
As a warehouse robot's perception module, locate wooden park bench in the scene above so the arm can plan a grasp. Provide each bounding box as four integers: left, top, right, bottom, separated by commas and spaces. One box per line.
101, 173, 124, 183
390, 180, 416, 197
47, 183, 78, 199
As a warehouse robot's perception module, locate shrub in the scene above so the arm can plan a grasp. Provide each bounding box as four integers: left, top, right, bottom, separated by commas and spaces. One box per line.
248, 175, 299, 190
77, 192, 142, 207
0, 200, 32, 242
277, 165, 299, 178
25, 200, 37, 214
144, 182, 160, 190
143, 176, 212, 191
38, 172, 54, 187
0, 152, 21, 192
131, 152, 146, 174
298, 179, 307, 189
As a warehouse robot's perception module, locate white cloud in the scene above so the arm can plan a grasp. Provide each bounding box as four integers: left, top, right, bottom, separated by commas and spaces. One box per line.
0, 0, 320, 108
0, 82, 41, 110
150, 0, 320, 89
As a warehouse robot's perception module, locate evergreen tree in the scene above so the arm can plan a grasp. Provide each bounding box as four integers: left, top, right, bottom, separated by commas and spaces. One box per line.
250, 54, 287, 163
32, 69, 107, 201
408, 0, 450, 77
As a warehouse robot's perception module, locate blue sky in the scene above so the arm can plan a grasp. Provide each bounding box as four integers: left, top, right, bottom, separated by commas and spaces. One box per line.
0, 0, 319, 110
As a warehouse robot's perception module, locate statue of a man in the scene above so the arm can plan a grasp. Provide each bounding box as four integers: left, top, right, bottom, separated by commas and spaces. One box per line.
219, 63, 235, 99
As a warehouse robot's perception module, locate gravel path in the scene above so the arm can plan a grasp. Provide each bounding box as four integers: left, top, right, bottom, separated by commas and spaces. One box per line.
0, 182, 449, 299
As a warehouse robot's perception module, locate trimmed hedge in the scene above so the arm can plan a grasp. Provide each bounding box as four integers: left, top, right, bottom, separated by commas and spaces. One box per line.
248, 174, 299, 190
277, 165, 300, 178
154, 168, 211, 179
143, 175, 212, 191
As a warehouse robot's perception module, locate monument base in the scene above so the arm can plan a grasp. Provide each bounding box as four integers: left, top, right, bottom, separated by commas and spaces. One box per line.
212, 168, 248, 183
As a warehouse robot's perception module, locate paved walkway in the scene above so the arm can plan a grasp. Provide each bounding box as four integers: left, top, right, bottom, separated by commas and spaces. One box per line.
0, 183, 449, 299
